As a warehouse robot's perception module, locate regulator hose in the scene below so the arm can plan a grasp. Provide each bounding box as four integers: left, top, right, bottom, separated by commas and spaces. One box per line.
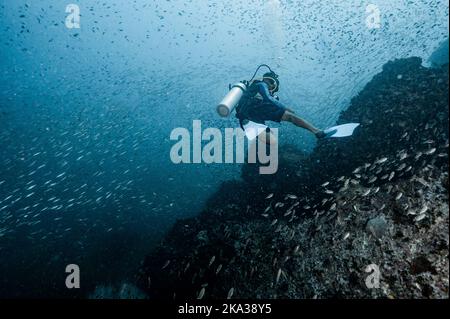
248, 64, 275, 83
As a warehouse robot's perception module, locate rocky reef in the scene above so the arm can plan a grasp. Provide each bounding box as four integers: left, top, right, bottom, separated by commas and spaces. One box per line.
136, 57, 449, 299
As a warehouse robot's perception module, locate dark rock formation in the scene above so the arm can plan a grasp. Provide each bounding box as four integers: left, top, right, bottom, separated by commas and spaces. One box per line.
136, 57, 449, 299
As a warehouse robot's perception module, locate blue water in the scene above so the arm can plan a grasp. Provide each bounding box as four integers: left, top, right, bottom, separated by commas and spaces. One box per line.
0, 0, 448, 297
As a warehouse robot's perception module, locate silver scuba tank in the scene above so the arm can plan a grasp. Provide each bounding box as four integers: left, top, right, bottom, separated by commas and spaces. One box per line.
216, 82, 248, 117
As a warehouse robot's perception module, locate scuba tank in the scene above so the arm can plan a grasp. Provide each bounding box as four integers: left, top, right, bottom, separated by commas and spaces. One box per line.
216, 64, 278, 118
216, 81, 248, 117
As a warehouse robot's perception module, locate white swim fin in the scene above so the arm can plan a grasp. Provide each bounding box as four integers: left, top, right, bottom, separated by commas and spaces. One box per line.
242, 121, 268, 141
324, 123, 360, 138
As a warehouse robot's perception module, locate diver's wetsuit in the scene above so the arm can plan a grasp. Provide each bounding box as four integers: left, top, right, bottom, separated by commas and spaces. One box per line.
236, 81, 287, 126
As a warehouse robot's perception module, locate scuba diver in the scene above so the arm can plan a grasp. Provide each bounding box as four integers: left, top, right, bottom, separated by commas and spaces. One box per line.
217, 65, 337, 145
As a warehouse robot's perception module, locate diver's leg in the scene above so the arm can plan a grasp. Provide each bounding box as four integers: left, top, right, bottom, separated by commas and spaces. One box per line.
281, 111, 321, 135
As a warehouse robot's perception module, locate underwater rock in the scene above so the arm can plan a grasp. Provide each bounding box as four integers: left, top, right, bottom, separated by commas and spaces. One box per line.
196, 230, 209, 244
137, 57, 449, 299
428, 37, 449, 68
366, 215, 388, 239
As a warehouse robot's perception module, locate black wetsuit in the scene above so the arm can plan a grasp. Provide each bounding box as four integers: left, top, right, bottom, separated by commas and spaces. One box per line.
236, 81, 287, 127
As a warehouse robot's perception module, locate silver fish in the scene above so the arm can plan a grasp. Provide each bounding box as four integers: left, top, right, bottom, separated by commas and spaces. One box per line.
197, 287, 205, 299
227, 288, 234, 299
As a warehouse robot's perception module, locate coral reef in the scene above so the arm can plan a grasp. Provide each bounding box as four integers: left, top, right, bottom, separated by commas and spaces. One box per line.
88, 283, 147, 299
136, 57, 449, 299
